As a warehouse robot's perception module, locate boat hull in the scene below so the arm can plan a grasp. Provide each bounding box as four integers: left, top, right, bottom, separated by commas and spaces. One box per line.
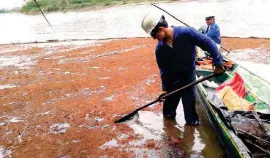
196, 84, 249, 158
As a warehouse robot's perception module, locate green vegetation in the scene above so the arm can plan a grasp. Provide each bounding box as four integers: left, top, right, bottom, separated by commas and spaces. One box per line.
21, 0, 164, 13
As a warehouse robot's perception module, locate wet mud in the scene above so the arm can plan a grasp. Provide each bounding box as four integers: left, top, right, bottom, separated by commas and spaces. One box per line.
0, 37, 270, 157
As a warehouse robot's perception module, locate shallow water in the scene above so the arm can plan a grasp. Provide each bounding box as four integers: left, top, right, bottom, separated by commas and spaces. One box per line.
0, 39, 268, 157
126, 100, 226, 157
119, 47, 269, 157
0, 0, 269, 44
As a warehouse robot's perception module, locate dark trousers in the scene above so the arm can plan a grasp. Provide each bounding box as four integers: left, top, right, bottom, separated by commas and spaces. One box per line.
163, 72, 199, 124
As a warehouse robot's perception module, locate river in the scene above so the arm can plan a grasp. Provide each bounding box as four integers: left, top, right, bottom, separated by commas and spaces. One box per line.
0, 0, 269, 44
0, 0, 269, 157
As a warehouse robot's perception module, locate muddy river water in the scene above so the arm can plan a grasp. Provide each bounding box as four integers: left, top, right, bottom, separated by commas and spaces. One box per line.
125, 101, 226, 157
0, 0, 269, 44
0, 37, 269, 157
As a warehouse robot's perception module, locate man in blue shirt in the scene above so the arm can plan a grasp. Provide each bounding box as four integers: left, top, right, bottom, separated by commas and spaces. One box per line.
204, 16, 221, 48
141, 13, 225, 125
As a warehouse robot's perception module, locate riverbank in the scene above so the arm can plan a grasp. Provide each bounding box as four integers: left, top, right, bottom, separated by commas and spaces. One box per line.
20, 0, 170, 13
0, 37, 269, 157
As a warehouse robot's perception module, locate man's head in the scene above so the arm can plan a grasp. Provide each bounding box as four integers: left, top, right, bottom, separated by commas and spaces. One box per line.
141, 13, 169, 41
205, 16, 215, 25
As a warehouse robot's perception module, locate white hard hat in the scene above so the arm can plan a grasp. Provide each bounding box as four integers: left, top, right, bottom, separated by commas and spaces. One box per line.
141, 13, 163, 34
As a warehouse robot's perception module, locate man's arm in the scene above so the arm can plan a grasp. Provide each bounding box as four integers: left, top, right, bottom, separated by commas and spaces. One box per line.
188, 28, 223, 66
155, 47, 170, 91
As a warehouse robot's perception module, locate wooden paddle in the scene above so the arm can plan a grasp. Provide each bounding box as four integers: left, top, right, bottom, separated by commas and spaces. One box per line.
114, 73, 216, 123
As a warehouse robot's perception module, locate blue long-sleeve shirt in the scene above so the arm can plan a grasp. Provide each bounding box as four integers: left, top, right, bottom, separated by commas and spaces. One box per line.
155, 26, 223, 91
206, 23, 221, 44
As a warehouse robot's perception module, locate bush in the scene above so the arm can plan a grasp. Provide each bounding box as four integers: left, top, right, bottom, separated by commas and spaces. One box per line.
46, 4, 59, 12
70, 0, 93, 4
104, 2, 111, 6
21, 1, 38, 12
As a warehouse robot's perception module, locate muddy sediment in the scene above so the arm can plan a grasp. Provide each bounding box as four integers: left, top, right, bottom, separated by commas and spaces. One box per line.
0, 37, 270, 157
221, 37, 270, 50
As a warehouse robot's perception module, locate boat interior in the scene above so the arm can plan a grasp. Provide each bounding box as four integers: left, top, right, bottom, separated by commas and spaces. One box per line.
195, 55, 270, 157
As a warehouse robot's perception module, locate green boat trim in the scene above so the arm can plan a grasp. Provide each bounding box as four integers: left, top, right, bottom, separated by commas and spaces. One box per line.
195, 58, 270, 158
223, 56, 270, 84
196, 77, 250, 158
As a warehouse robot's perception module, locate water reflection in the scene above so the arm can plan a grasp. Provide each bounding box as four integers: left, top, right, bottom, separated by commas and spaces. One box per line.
128, 99, 226, 157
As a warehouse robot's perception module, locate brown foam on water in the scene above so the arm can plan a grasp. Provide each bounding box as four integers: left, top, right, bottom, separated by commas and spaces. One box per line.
0, 37, 269, 157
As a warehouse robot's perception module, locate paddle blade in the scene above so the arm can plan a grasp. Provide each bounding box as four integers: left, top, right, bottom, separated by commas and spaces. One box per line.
114, 110, 138, 123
